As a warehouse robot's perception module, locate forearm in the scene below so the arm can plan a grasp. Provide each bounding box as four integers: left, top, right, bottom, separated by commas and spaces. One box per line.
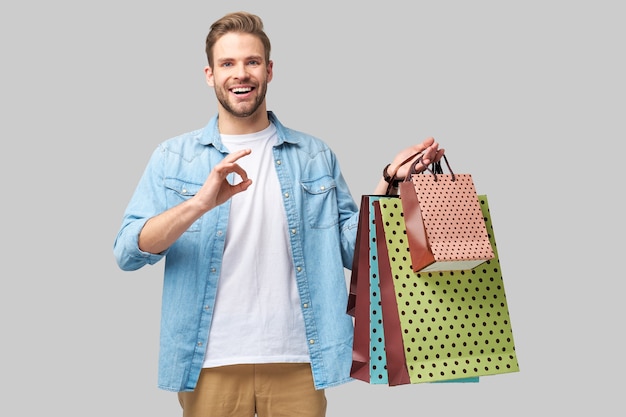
374, 161, 404, 195
374, 177, 397, 195
138, 197, 210, 254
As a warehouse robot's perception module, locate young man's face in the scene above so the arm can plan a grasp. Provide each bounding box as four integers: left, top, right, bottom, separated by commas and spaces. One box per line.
205, 32, 273, 118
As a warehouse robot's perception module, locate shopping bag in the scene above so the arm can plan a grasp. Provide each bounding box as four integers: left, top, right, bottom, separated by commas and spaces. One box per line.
348, 195, 410, 385
365, 195, 398, 384
349, 193, 479, 386
374, 198, 479, 385
347, 195, 376, 383
372, 198, 412, 385
377, 194, 519, 384
399, 154, 494, 273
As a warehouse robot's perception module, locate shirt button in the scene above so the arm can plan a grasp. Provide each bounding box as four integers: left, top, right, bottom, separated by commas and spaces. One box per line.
197, 342, 203, 347
291, 229, 297, 234
320, 186, 325, 191
303, 303, 309, 308
284, 192, 290, 198
297, 266, 302, 272
309, 339, 315, 345
276, 160, 282, 165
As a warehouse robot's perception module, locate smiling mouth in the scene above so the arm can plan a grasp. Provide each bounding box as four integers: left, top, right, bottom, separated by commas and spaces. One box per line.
231, 87, 253, 95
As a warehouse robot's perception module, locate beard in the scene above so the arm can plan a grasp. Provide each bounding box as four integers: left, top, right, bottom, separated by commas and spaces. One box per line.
215, 81, 268, 118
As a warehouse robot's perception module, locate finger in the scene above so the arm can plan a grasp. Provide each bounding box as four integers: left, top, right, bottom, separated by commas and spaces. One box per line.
421, 148, 445, 167
230, 177, 253, 193
224, 148, 252, 163
407, 138, 434, 159
420, 144, 437, 162
216, 149, 252, 180
229, 165, 250, 182
421, 137, 435, 149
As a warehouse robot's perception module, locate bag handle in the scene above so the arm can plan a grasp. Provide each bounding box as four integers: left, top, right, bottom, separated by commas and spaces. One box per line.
405, 153, 455, 183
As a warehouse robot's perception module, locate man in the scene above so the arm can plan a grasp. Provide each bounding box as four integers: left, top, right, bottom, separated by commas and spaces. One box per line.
114, 11, 443, 417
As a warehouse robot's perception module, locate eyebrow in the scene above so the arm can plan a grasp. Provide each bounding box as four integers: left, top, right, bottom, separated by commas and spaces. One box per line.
216, 55, 264, 64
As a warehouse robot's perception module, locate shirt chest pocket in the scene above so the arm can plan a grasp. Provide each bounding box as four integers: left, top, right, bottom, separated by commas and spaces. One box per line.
301, 176, 338, 229
164, 178, 203, 233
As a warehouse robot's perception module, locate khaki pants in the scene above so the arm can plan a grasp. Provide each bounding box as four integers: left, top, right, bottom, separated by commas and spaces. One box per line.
178, 363, 327, 417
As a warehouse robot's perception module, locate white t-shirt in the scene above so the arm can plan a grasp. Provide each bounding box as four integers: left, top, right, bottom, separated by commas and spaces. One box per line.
202, 123, 309, 368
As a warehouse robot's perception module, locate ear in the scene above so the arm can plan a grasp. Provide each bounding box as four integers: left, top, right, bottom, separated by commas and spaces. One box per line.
204, 66, 215, 87
266, 60, 273, 83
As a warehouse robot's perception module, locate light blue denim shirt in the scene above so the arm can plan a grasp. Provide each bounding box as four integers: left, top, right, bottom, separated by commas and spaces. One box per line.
114, 111, 359, 392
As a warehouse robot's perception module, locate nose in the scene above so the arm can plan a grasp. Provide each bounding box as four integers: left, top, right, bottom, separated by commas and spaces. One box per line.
233, 62, 249, 80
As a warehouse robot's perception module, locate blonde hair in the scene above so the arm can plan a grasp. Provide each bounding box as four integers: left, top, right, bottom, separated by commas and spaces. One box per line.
205, 11, 271, 68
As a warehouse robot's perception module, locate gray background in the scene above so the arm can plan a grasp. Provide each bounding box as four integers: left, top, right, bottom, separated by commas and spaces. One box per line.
2, 1, 623, 416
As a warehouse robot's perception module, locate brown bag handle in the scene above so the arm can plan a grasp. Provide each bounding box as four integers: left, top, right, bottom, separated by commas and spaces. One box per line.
385, 151, 423, 195
405, 153, 455, 183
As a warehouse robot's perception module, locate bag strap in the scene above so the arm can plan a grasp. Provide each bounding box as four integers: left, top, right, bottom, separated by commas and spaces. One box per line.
385, 151, 423, 195
406, 153, 454, 183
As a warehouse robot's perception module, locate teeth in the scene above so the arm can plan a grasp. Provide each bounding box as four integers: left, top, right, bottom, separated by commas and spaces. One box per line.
232, 87, 252, 93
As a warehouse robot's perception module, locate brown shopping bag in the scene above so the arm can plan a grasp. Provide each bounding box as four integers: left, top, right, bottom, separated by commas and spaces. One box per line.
347, 195, 375, 383
348, 195, 411, 385
377, 194, 519, 384
399, 154, 495, 273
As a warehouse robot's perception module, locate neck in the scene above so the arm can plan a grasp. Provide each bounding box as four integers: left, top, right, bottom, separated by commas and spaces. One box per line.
217, 106, 270, 135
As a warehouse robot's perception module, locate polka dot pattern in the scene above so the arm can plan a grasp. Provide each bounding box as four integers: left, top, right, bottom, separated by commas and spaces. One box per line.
408, 174, 495, 272
377, 195, 519, 383
359, 196, 478, 385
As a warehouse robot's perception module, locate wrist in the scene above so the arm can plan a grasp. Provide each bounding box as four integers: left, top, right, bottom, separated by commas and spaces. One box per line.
383, 164, 401, 187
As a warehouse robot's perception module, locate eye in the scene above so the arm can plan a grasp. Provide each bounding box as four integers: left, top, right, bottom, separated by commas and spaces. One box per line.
221, 62, 233, 67
247, 60, 260, 66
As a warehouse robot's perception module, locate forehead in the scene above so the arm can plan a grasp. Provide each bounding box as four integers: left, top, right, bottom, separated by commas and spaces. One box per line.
213, 32, 265, 61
